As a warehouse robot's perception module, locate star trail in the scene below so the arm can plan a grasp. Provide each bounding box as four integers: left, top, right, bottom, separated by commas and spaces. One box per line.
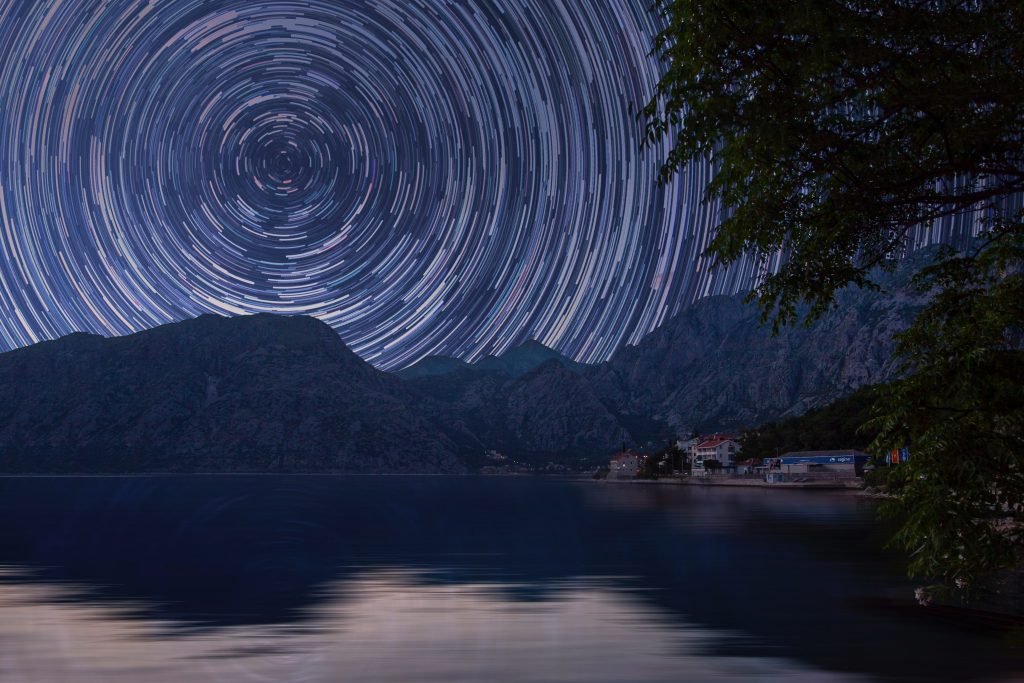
0, 0, 764, 369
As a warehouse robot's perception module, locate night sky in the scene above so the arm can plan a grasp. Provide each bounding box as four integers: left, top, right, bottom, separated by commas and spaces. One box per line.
1, 0, 778, 369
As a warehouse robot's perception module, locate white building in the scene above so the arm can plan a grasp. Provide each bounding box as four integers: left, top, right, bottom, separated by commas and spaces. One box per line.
691, 435, 740, 474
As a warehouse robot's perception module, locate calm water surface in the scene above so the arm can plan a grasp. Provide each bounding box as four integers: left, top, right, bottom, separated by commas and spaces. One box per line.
0, 475, 1018, 682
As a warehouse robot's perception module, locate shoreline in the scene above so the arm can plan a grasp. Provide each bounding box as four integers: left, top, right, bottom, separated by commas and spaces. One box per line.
588, 475, 866, 491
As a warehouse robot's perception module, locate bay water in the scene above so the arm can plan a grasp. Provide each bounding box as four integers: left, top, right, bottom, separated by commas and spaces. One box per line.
0, 475, 1017, 682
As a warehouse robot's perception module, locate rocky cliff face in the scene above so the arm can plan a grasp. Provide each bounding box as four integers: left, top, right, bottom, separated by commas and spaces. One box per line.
401, 273, 923, 448
0, 314, 463, 473
586, 281, 920, 435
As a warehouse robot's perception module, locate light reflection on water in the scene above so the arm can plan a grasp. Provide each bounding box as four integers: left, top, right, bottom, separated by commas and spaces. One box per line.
0, 568, 864, 683
0, 476, 1018, 682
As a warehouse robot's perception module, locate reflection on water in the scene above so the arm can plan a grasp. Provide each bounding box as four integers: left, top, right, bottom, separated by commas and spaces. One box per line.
0, 569, 864, 683
0, 476, 1017, 682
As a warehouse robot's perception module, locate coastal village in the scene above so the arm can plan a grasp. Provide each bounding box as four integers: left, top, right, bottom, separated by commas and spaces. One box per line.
604, 433, 884, 488
477, 429, 904, 489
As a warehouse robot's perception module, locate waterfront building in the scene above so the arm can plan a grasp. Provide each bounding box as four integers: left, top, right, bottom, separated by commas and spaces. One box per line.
776, 450, 870, 478
609, 450, 640, 478
691, 435, 740, 475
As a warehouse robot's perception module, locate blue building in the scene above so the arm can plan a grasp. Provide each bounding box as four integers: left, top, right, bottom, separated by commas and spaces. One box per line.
775, 450, 870, 477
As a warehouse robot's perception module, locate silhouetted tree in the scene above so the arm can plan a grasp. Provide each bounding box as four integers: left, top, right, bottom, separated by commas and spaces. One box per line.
643, 0, 1024, 598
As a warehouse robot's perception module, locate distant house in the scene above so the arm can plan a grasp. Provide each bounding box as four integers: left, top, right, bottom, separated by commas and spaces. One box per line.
609, 450, 641, 479
691, 434, 740, 474
776, 450, 869, 478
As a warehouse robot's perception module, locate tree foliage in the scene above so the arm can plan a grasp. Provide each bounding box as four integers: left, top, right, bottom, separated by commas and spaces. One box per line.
869, 231, 1024, 596
643, 0, 1024, 597
740, 384, 882, 458
643, 0, 1024, 323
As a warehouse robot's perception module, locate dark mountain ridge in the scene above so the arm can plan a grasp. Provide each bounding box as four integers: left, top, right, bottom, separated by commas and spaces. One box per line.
399, 270, 923, 442
473, 340, 585, 377
0, 314, 462, 473
400, 358, 631, 468
398, 339, 583, 381
0, 270, 922, 472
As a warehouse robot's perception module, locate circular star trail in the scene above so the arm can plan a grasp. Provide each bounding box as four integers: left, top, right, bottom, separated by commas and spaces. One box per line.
0, 0, 758, 369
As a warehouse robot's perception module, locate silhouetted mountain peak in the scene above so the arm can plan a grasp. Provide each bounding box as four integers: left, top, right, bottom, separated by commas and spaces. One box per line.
88, 313, 372, 376
0, 314, 463, 474
475, 340, 581, 378
396, 339, 581, 381
509, 339, 554, 354
157, 312, 347, 348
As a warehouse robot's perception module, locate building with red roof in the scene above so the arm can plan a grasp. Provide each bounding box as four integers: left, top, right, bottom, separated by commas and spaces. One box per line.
691, 434, 741, 474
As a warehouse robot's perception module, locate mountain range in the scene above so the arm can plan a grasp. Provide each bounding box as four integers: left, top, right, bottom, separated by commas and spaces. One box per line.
0, 315, 462, 473
0, 272, 923, 472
